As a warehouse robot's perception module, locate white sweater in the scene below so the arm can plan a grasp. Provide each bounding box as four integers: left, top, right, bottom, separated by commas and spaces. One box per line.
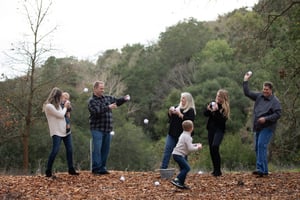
172, 131, 199, 156
44, 103, 68, 137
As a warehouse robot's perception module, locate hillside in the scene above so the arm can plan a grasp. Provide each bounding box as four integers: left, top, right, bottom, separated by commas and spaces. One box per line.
0, 171, 299, 199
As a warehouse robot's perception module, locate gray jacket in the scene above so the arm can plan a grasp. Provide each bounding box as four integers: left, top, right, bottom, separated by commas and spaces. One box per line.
243, 81, 281, 132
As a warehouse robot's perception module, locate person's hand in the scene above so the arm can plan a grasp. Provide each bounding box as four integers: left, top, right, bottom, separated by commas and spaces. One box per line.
197, 143, 202, 150
207, 104, 211, 110
66, 112, 71, 118
169, 106, 176, 113
64, 100, 71, 108
208, 102, 218, 111
174, 108, 180, 115
212, 102, 218, 111
124, 94, 130, 101
244, 71, 252, 81
109, 103, 117, 109
257, 117, 266, 124
174, 107, 183, 118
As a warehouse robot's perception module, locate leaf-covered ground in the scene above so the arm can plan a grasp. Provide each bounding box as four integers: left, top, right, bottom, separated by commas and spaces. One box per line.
0, 171, 299, 199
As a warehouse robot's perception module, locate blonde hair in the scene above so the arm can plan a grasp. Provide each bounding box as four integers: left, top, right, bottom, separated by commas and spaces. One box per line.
178, 92, 196, 115
182, 120, 194, 131
62, 92, 70, 100
217, 89, 230, 119
43, 87, 62, 111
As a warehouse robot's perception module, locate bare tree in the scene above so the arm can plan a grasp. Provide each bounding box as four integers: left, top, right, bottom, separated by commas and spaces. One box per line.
2, 0, 56, 173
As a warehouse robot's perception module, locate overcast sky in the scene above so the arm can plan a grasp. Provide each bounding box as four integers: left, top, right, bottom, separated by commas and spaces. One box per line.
0, 0, 258, 78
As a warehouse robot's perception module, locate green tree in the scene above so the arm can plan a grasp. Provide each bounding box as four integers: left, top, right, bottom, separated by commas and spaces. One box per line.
254, 0, 300, 163
159, 18, 211, 66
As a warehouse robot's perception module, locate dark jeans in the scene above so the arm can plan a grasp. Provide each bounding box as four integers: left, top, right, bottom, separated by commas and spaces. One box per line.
208, 128, 224, 174
91, 130, 111, 173
173, 154, 190, 185
46, 134, 74, 171
161, 134, 178, 169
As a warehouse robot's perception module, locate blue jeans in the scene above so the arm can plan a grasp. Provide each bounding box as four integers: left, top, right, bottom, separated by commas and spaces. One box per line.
46, 134, 74, 171
255, 128, 273, 174
160, 134, 178, 169
173, 154, 190, 185
91, 130, 111, 173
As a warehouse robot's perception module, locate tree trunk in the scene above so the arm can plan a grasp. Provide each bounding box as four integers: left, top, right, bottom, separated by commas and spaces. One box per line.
22, 129, 29, 173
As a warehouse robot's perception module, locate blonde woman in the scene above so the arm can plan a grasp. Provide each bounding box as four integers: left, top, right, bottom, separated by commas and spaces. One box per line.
43, 87, 79, 177
203, 89, 230, 176
160, 92, 196, 169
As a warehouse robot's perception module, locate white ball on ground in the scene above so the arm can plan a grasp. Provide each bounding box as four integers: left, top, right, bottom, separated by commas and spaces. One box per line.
110, 131, 115, 136
154, 181, 160, 186
144, 119, 149, 124
120, 176, 125, 181
83, 88, 88, 92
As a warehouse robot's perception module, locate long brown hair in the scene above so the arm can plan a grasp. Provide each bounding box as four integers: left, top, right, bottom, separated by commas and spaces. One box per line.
217, 89, 230, 119
43, 87, 62, 111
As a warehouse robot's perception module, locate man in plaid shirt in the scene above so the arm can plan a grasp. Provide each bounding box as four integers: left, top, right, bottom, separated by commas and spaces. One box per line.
88, 80, 130, 175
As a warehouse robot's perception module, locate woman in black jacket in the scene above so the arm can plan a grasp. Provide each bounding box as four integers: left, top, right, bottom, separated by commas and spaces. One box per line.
204, 89, 230, 176
160, 92, 196, 169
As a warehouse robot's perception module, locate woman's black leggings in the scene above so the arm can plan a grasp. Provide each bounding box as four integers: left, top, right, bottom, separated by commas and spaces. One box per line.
208, 128, 224, 173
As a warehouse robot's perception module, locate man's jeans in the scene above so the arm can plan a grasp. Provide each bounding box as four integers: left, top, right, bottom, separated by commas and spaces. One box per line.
91, 130, 111, 173
255, 128, 273, 174
161, 134, 178, 169
46, 134, 74, 171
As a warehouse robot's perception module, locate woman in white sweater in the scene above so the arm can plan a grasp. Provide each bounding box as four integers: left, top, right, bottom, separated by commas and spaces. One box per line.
43, 87, 79, 177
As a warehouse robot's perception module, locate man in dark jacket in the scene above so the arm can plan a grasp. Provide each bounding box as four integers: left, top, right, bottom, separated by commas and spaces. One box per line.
243, 72, 281, 177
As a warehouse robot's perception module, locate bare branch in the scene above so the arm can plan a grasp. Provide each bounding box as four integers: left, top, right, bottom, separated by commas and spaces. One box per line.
262, 1, 300, 34
3, 98, 26, 118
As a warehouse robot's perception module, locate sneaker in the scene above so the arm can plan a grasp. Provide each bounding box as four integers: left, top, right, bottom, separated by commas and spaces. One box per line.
171, 178, 184, 189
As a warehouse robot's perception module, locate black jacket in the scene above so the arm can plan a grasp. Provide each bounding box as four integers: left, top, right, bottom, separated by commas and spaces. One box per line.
203, 103, 227, 132
168, 107, 195, 138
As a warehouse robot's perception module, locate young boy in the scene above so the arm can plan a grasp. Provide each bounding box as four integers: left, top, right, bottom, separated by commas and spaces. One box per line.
61, 92, 72, 133
171, 120, 202, 189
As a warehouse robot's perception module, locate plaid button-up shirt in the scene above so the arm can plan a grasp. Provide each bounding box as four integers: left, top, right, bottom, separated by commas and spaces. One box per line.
88, 94, 127, 132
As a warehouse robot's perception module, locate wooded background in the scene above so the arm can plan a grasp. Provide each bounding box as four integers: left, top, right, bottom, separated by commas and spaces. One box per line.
0, 0, 299, 174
